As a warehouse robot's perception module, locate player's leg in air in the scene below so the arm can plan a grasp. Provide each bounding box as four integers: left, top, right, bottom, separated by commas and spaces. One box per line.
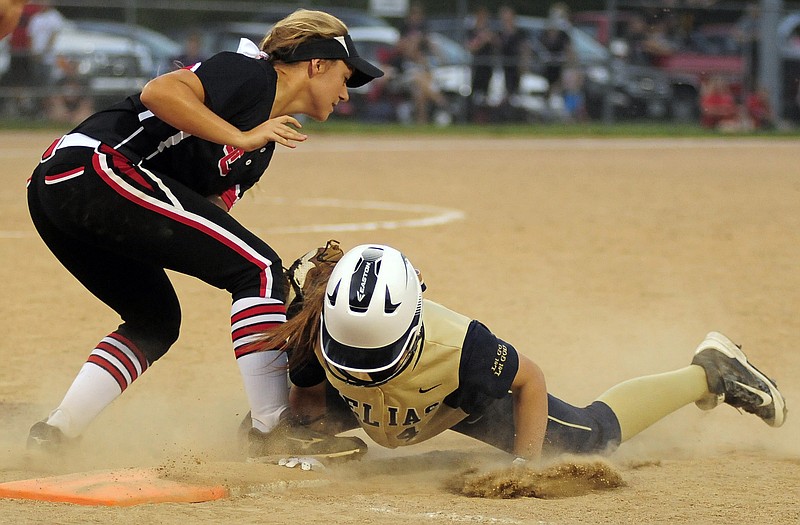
455, 331, 786, 457
595, 331, 786, 441
550, 331, 786, 454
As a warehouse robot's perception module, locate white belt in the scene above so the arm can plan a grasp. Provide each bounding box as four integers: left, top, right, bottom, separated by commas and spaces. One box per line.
40, 133, 103, 163
55, 133, 102, 151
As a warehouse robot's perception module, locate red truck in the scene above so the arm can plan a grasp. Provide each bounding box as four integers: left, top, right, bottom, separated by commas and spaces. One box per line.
573, 11, 745, 121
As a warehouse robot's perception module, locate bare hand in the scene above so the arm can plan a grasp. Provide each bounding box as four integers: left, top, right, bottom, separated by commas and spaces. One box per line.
241, 116, 307, 151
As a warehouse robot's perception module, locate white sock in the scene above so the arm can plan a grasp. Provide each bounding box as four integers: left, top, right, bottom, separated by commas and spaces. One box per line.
46, 362, 122, 438
237, 350, 289, 432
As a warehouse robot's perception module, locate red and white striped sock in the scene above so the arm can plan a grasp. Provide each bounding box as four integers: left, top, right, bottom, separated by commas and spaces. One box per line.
47, 332, 149, 438
231, 297, 288, 432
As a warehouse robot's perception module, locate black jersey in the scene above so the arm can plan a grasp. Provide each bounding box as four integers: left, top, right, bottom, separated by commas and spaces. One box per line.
72, 52, 278, 200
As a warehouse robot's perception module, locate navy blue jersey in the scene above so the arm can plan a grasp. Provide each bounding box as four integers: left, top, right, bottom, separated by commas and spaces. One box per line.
72, 52, 277, 199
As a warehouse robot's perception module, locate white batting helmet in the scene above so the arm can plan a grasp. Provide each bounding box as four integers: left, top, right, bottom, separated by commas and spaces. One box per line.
320, 244, 423, 385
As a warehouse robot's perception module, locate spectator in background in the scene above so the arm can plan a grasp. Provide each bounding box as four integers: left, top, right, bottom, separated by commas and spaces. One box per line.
734, 4, 760, 93
393, 1, 448, 125
560, 54, 586, 122
2, 2, 41, 118
173, 32, 204, 69
745, 84, 775, 130
27, 1, 67, 120
640, 18, 676, 67
622, 13, 653, 66
539, 3, 573, 113
361, 45, 398, 123
497, 4, 527, 116
466, 6, 497, 123
27, 1, 65, 84
0, 0, 27, 39
700, 75, 748, 132
47, 55, 93, 124
623, 13, 675, 68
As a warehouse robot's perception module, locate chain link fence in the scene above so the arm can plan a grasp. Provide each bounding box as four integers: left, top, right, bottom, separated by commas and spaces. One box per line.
1, 1, 799, 126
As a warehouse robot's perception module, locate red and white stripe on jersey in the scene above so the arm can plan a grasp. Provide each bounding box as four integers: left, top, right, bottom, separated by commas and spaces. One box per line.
231, 297, 286, 358
219, 185, 241, 211
91, 144, 279, 298
40, 136, 63, 162
86, 332, 149, 392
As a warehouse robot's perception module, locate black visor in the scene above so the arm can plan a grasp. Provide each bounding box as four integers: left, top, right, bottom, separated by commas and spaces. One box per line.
273, 34, 384, 88
321, 310, 421, 373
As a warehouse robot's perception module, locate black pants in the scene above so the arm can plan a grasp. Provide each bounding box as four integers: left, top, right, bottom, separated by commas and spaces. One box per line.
324, 383, 621, 457
27, 141, 286, 364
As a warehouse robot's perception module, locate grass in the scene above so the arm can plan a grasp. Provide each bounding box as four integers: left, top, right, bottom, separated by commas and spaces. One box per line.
293, 118, 800, 138
3, 117, 798, 138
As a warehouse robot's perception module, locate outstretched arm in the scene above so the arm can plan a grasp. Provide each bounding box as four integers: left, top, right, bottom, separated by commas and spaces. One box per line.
511, 354, 548, 461
140, 69, 307, 152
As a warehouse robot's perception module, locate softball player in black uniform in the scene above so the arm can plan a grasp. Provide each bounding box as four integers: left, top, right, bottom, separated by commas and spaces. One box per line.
26, 9, 383, 453
258, 243, 786, 463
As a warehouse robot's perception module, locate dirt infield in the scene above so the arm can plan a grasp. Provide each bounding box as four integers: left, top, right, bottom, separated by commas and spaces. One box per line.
1, 131, 797, 524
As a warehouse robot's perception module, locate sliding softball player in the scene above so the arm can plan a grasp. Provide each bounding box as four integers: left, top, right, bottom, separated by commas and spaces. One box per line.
258, 243, 786, 463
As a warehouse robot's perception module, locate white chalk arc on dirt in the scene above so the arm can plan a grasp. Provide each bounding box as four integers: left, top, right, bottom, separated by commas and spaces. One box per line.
259, 197, 466, 234
0, 198, 465, 238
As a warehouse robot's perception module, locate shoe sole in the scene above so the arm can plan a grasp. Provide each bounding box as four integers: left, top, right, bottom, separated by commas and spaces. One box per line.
247, 447, 367, 465
696, 332, 786, 427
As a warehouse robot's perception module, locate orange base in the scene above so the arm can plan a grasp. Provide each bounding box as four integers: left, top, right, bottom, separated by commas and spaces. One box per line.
0, 468, 228, 506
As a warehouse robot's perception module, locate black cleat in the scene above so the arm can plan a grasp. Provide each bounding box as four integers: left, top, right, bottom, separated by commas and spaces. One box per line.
247, 417, 367, 462
26, 421, 72, 453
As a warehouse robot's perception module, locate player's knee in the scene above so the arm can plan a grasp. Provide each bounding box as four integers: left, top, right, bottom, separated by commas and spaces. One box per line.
543, 398, 622, 455
139, 329, 179, 363
118, 317, 180, 364
229, 264, 288, 304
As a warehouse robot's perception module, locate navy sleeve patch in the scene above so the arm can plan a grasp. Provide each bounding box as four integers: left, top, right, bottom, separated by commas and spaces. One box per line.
444, 320, 519, 415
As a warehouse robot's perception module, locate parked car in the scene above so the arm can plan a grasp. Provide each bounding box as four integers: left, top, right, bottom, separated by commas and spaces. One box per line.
344, 25, 474, 123
50, 25, 152, 105
571, 10, 636, 48
520, 15, 672, 120
573, 11, 743, 121
174, 5, 394, 56
686, 15, 800, 122
72, 19, 183, 77
663, 23, 745, 119
172, 21, 269, 60
426, 16, 556, 122
429, 15, 672, 121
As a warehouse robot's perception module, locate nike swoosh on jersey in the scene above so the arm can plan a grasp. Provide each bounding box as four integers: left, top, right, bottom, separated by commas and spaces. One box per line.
418, 384, 442, 393
734, 381, 773, 407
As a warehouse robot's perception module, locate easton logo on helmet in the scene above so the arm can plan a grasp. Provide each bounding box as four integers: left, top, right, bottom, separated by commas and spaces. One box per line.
349, 247, 383, 313
356, 261, 372, 302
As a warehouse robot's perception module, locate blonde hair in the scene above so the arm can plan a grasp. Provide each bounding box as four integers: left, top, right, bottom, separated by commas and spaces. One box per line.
260, 9, 348, 58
